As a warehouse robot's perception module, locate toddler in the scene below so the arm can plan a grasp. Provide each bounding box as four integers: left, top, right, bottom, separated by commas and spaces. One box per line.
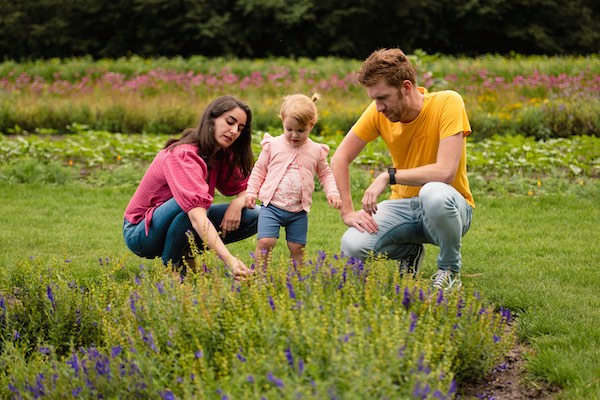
245, 93, 341, 269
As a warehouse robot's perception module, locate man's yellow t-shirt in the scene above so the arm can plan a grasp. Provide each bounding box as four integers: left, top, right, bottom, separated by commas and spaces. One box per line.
351, 87, 475, 207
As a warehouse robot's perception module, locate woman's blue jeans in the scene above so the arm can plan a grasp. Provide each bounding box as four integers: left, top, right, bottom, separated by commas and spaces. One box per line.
340, 182, 472, 273
123, 198, 260, 266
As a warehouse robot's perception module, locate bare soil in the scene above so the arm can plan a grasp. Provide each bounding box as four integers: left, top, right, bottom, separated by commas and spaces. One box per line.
458, 342, 560, 399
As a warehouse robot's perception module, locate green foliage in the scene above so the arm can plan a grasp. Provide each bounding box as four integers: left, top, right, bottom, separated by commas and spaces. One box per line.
0, 250, 514, 398
0, 0, 598, 59
2, 130, 598, 189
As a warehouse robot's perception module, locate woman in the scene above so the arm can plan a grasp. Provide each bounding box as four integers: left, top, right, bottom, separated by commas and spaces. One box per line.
123, 95, 259, 279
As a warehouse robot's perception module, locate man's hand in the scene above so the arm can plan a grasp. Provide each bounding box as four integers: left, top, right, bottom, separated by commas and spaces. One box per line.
361, 172, 388, 215
341, 209, 378, 234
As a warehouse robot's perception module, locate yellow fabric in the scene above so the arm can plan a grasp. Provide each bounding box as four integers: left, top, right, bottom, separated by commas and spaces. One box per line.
352, 87, 475, 207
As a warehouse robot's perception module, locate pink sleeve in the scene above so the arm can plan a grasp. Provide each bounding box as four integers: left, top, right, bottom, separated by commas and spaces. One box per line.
316, 143, 340, 197
163, 147, 213, 211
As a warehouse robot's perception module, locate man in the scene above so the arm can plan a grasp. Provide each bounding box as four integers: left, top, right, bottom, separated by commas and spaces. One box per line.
330, 48, 474, 291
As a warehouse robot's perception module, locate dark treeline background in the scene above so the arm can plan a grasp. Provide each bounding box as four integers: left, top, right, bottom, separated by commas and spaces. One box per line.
1, 0, 598, 61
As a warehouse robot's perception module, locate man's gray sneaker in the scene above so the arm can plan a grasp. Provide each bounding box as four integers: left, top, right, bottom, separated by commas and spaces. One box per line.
399, 244, 425, 278
431, 269, 462, 291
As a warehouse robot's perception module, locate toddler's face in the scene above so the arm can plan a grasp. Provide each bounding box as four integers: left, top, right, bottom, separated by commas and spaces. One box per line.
282, 116, 312, 148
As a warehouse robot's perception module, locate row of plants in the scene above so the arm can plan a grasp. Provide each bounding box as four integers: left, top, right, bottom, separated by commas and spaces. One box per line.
1, 126, 597, 184
0, 246, 513, 398
1, 54, 598, 139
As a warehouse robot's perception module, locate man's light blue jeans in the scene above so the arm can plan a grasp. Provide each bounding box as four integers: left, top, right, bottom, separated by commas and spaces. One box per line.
341, 182, 472, 273
123, 198, 260, 267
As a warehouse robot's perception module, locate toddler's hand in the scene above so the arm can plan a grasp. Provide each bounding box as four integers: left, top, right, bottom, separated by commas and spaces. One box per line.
328, 194, 342, 209
245, 195, 257, 209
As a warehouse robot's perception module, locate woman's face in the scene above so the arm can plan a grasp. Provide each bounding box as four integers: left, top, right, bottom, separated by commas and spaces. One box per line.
214, 106, 248, 149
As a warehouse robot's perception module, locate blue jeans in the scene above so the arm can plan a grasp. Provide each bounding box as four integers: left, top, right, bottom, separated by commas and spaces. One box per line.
341, 182, 472, 273
123, 198, 260, 266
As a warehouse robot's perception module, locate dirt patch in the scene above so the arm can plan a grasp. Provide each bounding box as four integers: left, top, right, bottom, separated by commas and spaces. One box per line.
458, 342, 560, 399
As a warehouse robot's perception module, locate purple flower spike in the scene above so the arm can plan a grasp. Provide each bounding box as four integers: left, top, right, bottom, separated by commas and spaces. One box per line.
267, 372, 284, 388
402, 287, 411, 310
284, 347, 294, 367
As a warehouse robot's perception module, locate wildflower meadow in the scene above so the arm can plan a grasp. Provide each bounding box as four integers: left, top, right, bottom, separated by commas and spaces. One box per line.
0, 54, 599, 399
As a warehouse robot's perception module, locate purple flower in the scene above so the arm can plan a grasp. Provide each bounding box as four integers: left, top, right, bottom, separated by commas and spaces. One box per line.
500, 307, 512, 322
398, 345, 406, 358
298, 358, 304, 375
67, 352, 80, 376
195, 350, 203, 359
402, 287, 411, 310
156, 281, 165, 294
286, 278, 296, 300
456, 297, 464, 317
436, 289, 444, 305
129, 291, 140, 315
284, 347, 294, 367
268, 295, 275, 311
46, 285, 56, 309
160, 389, 176, 400
138, 326, 159, 353
409, 312, 418, 333
267, 372, 284, 388
247, 375, 255, 383
448, 380, 457, 395
95, 354, 111, 377
412, 382, 430, 399
111, 346, 122, 358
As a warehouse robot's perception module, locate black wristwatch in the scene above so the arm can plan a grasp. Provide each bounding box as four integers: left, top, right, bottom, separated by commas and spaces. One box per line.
388, 167, 397, 185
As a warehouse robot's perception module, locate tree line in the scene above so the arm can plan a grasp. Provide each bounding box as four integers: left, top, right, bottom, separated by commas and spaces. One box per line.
1, 0, 598, 60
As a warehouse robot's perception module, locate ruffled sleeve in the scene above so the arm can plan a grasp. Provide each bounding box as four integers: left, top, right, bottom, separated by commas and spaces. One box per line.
163, 146, 213, 212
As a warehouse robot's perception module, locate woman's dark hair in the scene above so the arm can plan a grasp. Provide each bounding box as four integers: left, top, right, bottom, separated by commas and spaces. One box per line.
164, 95, 254, 176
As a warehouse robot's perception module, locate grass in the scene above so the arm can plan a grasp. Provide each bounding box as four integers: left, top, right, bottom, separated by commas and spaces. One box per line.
1, 171, 599, 398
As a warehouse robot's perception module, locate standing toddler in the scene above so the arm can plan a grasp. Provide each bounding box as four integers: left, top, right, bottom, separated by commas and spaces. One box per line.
245, 93, 341, 269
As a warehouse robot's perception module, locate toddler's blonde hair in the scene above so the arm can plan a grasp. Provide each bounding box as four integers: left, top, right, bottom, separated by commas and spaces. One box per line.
279, 93, 320, 127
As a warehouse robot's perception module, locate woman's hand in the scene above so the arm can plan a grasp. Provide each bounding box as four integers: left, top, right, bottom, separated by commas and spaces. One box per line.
226, 257, 253, 281
220, 195, 245, 238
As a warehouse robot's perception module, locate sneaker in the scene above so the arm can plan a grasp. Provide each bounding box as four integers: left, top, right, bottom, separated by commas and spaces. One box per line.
431, 269, 462, 291
399, 244, 425, 278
